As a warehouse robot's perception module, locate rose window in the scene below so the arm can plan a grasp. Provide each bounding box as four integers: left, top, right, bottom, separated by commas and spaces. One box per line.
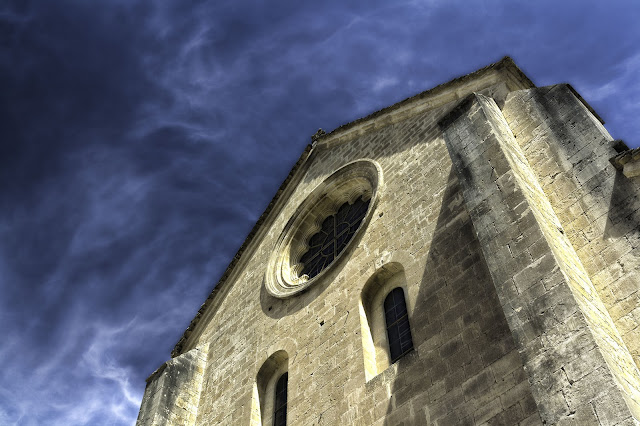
299, 197, 370, 279
265, 160, 381, 299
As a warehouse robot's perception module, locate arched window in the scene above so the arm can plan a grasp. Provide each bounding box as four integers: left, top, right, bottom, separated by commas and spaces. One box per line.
359, 264, 413, 381
251, 351, 288, 426
384, 287, 414, 363
273, 372, 288, 426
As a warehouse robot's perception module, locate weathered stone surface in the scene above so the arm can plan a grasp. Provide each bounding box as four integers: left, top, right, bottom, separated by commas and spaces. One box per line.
136, 58, 640, 425
441, 92, 640, 424
137, 344, 208, 425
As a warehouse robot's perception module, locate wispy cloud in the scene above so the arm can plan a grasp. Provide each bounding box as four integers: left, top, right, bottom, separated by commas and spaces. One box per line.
0, 0, 639, 424
579, 53, 640, 142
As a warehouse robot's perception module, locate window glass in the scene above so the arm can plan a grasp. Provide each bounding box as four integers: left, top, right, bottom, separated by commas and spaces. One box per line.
384, 287, 414, 362
273, 372, 288, 426
299, 197, 369, 279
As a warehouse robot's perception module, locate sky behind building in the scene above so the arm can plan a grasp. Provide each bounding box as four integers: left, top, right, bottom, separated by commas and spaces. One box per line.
1, 0, 639, 424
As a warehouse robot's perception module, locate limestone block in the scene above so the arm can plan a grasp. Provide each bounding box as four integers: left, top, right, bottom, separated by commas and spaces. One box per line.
440, 92, 640, 424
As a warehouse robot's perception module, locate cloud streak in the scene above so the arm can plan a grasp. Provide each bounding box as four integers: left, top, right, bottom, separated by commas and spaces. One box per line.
0, 0, 638, 424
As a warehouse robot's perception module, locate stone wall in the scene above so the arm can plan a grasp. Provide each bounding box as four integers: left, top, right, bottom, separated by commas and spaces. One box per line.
137, 344, 208, 425
182, 71, 541, 425
441, 92, 640, 424
503, 85, 640, 373
137, 59, 640, 425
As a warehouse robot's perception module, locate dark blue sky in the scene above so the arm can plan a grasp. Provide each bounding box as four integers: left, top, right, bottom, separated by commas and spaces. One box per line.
1, 0, 638, 424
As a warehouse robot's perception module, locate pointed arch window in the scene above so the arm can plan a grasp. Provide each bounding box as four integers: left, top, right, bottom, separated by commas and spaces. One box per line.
273, 372, 288, 426
384, 287, 414, 363
252, 351, 288, 426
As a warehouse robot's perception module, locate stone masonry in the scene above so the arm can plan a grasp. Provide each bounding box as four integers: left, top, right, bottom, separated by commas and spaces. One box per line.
137, 57, 640, 425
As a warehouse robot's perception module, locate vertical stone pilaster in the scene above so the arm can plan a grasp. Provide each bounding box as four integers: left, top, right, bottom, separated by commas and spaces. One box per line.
439, 93, 640, 425
503, 85, 640, 372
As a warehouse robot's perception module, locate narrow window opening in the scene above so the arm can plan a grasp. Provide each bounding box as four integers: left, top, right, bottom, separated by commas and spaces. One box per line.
359, 264, 411, 381
384, 287, 414, 363
273, 372, 287, 426
252, 350, 288, 426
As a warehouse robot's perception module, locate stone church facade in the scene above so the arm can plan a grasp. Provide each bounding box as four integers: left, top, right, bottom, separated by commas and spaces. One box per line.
137, 57, 640, 425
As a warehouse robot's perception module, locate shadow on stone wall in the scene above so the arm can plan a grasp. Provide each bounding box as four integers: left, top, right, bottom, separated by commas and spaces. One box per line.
259, 222, 371, 319
382, 168, 537, 425
605, 171, 640, 245
526, 86, 640, 370
527, 85, 640, 245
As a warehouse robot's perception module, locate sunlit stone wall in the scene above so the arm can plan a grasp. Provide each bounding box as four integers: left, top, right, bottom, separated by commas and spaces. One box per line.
137, 58, 640, 426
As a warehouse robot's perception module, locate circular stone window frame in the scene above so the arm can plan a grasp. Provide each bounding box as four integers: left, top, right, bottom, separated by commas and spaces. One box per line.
265, 159, 383, 299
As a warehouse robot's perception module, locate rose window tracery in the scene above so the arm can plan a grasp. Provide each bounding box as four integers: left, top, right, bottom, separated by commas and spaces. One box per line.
265, 160, 381, 299
299, 197, 370, 279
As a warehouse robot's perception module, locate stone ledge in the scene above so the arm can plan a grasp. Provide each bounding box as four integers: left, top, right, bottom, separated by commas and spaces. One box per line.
610, 146, 640, 178
566, 84, 605, 125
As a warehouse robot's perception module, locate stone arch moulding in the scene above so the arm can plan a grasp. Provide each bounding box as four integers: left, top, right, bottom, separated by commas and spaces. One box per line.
265, 159, 383, 299
250, 350, 289, 426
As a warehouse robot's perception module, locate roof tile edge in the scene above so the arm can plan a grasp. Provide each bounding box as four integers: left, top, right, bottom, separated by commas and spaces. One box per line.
172, 144, 313, 357
314, 56, 535, 147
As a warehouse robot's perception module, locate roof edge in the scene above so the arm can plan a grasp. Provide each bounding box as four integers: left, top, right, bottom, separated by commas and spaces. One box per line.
169, 56, 535, 357
172, 144, 313, 357
314, 56, 534, 146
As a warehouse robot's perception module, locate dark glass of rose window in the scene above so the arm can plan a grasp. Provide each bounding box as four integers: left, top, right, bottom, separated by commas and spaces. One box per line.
299, 197, 370, 279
